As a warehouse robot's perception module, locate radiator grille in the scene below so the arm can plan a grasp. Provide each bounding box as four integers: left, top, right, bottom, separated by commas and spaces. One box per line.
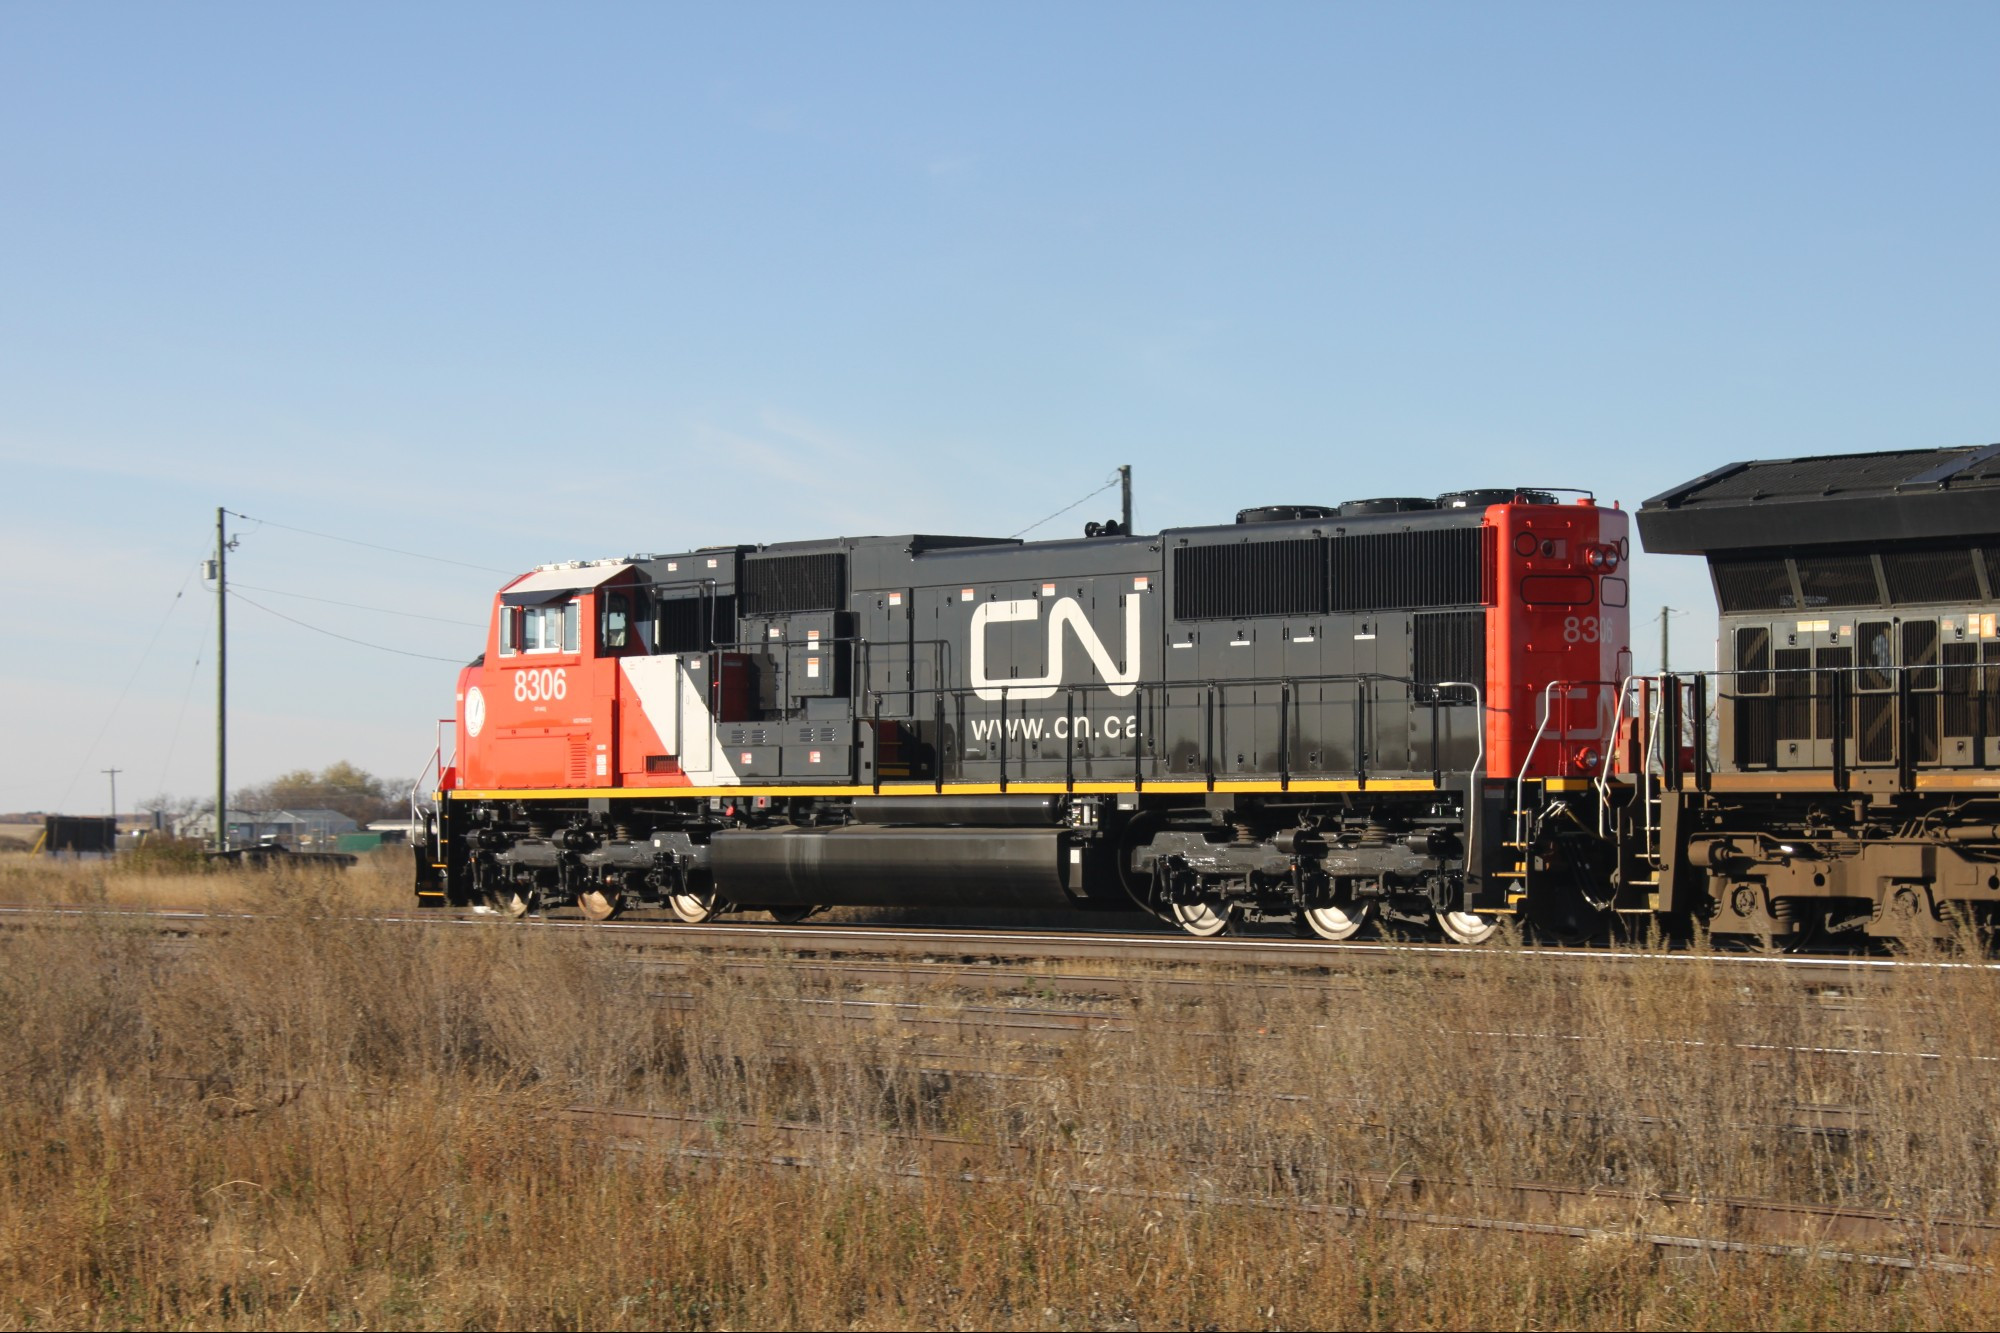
655, 595, 732, 653
1172, 538, 1327, 620
1735, 625, 1771, 694
1944, 642, 1981, 736
1858, 694, 1895, 762
1795, 555, 1881, 608
1712, 557, 1794, 612
1902, 619, 1940, 690
1328, 527, 1486, 612
1413, 610, 1486, 688
1857, 621, 1894, 691
1883, 548, 1981, 605
741, 553, 845, 615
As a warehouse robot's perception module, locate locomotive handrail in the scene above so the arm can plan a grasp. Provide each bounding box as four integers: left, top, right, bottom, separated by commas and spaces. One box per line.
409, 717, 456, 809
685, 624, 1490, 802
1592, 675, 1684, 861
1662, 661, 1993, 792
408, 716, 456, 853
862, 669, 1479, 797
1513, 678, 1623, 852
1635, 659, 2000, 797
1432, 680, 1485, 878
1594, 675, 1641, 839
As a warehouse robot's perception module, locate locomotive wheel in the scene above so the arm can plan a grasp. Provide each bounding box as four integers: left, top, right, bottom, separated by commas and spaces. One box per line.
1297, 901, 1372, 941
1170, 898, 1234, 938
486, 890, 532, 919
766, 905, 820, 924
577, 888, 623, 922
1436, 909, 1500, 944
668, 890, 725, 923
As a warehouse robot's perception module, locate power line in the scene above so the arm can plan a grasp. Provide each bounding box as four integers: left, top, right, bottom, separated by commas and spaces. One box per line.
1010, 473, 1123, 540
230, 581, 484, 627
54, 556, 202, 813
227, 510, 515, 575
227, 589, 473, 663
152, 593, 212, 807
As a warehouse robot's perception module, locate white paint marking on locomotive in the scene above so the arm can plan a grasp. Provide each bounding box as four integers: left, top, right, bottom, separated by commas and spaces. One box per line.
618, 655, 742, 786
970, 594, 1142, 701
970, 712, 1141, 743
464, 685, 487, 738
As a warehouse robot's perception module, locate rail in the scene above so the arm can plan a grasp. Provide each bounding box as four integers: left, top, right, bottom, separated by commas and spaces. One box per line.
648, 627, 1493, 792
1592, 661, 1999, 821
671, 632, 1487, 796
1654, 661, 1996, 793
1434, 680, 1484, 869
860, 670, 1485, 798
408, 716, 456, 827
1512, 678, 1623, 851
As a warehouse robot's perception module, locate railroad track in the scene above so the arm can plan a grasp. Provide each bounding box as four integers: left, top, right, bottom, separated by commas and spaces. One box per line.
559, 1103, 1997, 1272
139, 1067, 1995, 1272
48, 901, 2000, 1279
7, 902, 1984, 1076
5, 901, 1989, 975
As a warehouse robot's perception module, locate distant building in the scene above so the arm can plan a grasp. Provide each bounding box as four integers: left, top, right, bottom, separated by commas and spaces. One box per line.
175, 808, 360, 850
42, 815, 117, 855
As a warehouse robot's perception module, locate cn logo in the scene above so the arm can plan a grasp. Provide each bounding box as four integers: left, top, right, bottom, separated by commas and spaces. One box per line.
970, 596, 1141, 701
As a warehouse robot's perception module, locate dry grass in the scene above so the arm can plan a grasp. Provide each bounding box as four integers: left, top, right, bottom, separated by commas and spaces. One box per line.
4, 856, 2000, 1329
0, 850, 410, 914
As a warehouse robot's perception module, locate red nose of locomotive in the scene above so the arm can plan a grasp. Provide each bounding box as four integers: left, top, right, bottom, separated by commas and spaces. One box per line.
1485, 494, 1632, 781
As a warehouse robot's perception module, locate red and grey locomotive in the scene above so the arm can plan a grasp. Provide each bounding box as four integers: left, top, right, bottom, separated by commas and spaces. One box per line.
416, 488, 1629, 938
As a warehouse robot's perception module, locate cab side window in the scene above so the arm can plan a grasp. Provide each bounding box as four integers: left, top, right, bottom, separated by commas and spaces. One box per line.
499, 606, 519, 656
522, 602, 578, 653
602, 590, 650, 652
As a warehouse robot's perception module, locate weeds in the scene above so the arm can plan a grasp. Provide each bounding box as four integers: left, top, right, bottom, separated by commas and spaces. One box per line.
2, 855, 1999, 1328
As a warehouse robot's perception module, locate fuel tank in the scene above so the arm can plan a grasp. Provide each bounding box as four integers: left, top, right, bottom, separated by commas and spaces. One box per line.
708, 826, 1075, 908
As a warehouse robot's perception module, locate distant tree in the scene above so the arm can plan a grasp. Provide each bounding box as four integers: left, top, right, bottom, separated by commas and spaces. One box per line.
234, 762, 403, 824
138, 791, 203, 831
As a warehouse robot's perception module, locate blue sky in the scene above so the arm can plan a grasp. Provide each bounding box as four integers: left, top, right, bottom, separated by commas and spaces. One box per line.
4, 3, 1996, 813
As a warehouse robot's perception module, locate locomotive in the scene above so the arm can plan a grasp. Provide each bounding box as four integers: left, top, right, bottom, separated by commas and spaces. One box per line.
415, 487, 1628, 939
412, 440, 2000, 943
1637, 442, 2000, 941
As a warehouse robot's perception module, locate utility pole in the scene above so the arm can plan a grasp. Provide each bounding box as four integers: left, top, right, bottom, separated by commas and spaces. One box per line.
213, 508, 230, 853
1659, 605, 1683, 674
1118, 464, 1132, 535
102, 767, 120, 829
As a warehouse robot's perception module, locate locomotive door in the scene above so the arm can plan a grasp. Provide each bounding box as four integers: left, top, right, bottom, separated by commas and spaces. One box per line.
1941, 615, 1998, 767
1368, 617, 1413, 775
1198, 622, 1262, 776
918, 586, 965, 779
863, 589, 913, 719
1903, 618, 1943, 766
1769, 620, 1826, 771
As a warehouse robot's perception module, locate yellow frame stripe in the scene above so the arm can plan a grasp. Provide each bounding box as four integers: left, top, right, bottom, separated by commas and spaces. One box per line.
445, 777, 1441, 801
